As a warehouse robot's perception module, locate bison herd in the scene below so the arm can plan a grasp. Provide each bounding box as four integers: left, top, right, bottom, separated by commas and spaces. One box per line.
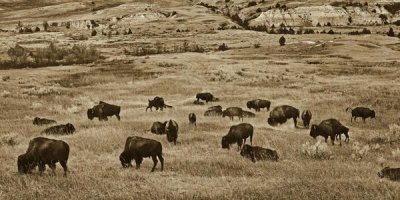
17, 93, 399, 181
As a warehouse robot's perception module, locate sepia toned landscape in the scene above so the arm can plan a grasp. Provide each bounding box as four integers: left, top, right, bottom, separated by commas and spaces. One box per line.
0, 0, 400, 199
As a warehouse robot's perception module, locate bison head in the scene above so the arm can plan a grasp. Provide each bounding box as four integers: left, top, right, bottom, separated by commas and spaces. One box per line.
309, 125, 319, 139
119, 152, 132, 168
221, 136, 230, 149
267, 118, 277, 126
371, 110, 376, 118
65, 123, 75, 134
378, 167, 390, 178
87, 109, 95, 120
33, 117, 40, 125
246, 102, 252, 109
270, 150, 279, 162
17, 154, 34, 174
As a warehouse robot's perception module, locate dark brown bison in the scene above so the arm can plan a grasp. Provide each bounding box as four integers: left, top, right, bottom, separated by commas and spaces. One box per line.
242, 110, 256, 118
119, 136, 164, 172
196, 92, 218, 103
246, 99, 271, 112
378, 167, 400, 181
146, 96, 172, 112
193, 100, 205, 105
17, 137, 69, 176
221, 123, 253, 150
208, 105, 222, 111
204, 109, 222, 117
150, 121, 167, 134
240, 144, 279, 162
33, 117, 56, 126
267, 105, 299, 128
189, 113, 196, 126
346, 107, 375, 123
310, 119, 349, 145
301, 110, 312, 128
41, 123, 75, 135
87, 101, 121, 121
222, 107, 243, 121
165, 120, 178, 145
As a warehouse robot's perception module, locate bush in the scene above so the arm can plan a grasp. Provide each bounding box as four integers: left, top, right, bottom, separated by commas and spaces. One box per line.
351, 142, 370, 161
279, 36, 286, 46
301, 140, 333, 160
218, 43, 229, 51
7, 44, 29, 66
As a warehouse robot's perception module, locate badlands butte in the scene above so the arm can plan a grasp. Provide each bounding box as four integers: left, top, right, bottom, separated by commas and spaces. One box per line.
1, 0, 400, 200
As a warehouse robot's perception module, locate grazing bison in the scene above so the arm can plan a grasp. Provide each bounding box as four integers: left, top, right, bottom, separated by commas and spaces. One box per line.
146, 96, 172, 112
240, 144, 279, 162
378, 167, 400, 181
242, 110, 256, 118
301, 110, 312, 128
221, 123, 253, 150
119, 136, 164, 172
346, 107, 375, 123
41, 123, 75, 135
17, 137, 69, 176
189, 113, 196, 126
204, 109, 222, 117
208, 105, 222, 111
267, 105, 299, 128
165, 120, 178, 145
33, 117, 56, 126
193, 100, 205, 105
310, 119, 349, 145
246, 99, 271, 112
222, 107, 244, 121
150, 121, 167, 135
87, 101, 121, 121
196, 92, 219, 103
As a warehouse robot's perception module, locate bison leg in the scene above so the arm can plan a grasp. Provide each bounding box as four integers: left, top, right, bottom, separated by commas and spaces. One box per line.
293, 118, 298, 128
49, 162, 57, 176
237, 140, 243, 151
60, 160, 68, 177
116, 115, 121, 121
158, 154, 164, 171
38, 162, 46, 176
135, 157, 143, 169
362, 118, 366, 123
330, 135, 335, 145
151, 156, 158, 172
174, 139, 177, 145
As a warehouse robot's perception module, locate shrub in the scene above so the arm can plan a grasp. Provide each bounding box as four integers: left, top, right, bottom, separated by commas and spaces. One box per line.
23, 86, 61, 96
218, 43, 229, 51
392, 148, 400, 159
51, 22, 58, 27
351, 142, 370, 161
0, 90, 11, 97
7, 44, 29, 66
301, 140, 333, 160
279, 36, 286, 46
247, 1, 257, 7
68, 44, 100, 64
382, 124, 400, 143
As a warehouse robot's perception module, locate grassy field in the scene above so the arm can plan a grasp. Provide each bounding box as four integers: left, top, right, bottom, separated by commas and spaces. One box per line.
1, 1, 400, 199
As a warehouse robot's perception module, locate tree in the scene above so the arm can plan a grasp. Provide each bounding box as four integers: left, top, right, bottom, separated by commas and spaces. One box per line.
279, 36, 286, 46
43, 21, 49, 32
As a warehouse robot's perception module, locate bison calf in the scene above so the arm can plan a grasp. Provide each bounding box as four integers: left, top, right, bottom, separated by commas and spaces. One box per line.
87, 101, 121, 121
189, 113, 196, 126
378, 167, 400, 181
33, 117, 57, 126
222, 123, 253, 150
41, 123, 75, 135
301, 110, 312, 128
151, 121, 167, 134
240, 144, 279, 162
165, 120, 178, 145
17, 137, 69, 176
119, 136, 164, 172
310, 119, 349, 145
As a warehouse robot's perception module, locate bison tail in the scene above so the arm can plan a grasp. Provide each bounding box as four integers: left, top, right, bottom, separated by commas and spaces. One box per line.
164, 104, 173, 108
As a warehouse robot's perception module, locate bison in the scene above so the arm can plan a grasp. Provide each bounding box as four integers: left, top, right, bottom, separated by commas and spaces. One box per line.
310, 118, 349, 145
301, 110, 312, 128
246, 99, 271, 112
242, 110, 256, 118
17, 137, 69, 176
267, 105, 299, 128
150, 121, 167, 134
221, 123, 253, 150
189, 113, 196, 126
146, 96, 172, 112
193, 100, 205, 105
378, 167, 400, 181
87, 101, 121, 121
204, 109, 222, 117
222, 107, 244, 121
33, 117, 56, 126
346, 107, 375, 123
165, 120, 178, 145
196, 92, 218, 103
41, 123, 75, 135
208, 105, 222, 111
119, 136, 164, 172
240, 144, 279, 162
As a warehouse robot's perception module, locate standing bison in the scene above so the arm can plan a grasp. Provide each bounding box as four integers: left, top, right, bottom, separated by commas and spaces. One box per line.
242, 110, 256, 118
222, 107, 244, 121
189, 113, 196, 126
196, 92, 219, 103
146, 96, 172, 112
221, 123, 253, 150
301, 110, 312, 128
150, 121, 167, 134
87, 101, 121, 121
165, 120, 178, 145
378, 167, 400, 181
33, 117, 57, 126
119, 136, 164, 172
41, 123, 75, 135
267, 105, 299, 128
346, 107, 375, 123
246, 99, 271, 112
310, 118, 349, 145
240, 144, 279, 162
17, 137, 69, 176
